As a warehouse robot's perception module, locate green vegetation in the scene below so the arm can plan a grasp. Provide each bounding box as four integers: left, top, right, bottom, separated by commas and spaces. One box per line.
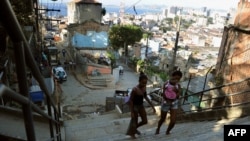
207, 17, 213, 25
106, 50, 115, 65
101, 8, 106, 16
142, 32, 153, 40
129, 56, 140, 67
9, 0, 33, 25
144, 65, 168, 82
134, 58, 168, 82
108, 25, 143, 56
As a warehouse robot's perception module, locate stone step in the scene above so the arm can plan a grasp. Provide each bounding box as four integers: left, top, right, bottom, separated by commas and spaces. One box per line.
0, 110, 65, 141
64, 111, 120, 127
113, 116, 250, 141
64, 111, 250, 141
64, 113, 158, 141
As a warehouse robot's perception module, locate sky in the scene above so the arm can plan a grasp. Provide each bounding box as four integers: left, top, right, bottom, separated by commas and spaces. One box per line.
98, 0, 239, 10
42, 0, 239, 10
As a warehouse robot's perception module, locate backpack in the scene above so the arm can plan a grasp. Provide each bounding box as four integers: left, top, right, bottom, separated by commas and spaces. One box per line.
164, 82, 177, 100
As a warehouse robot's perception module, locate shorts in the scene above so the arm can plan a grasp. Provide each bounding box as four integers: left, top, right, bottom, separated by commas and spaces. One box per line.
133, 104, 144, 112
161, 100, 178, 112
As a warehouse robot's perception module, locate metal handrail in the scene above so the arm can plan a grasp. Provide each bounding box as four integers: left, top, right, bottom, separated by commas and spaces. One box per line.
0, 0, 62, 140
178, 77, 250, 114
0, 84, 59, 123
179, 90, 250, 114
180, 77, 250, 101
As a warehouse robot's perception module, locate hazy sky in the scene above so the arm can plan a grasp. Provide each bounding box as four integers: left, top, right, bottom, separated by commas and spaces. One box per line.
98, 0, 239, 10
42, 0, 239, 10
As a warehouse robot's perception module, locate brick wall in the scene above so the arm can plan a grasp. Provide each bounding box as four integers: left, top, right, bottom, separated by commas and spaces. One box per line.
215, 0, 250, 104
86, 64, 111, 75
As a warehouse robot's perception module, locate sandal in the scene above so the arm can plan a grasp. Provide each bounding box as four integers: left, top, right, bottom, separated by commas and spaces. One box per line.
155, 129, 160, 135
136, 130, 141, 135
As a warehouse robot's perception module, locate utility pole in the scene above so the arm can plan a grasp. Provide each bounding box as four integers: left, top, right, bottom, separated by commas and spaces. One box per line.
36, 5, 61, 40
145, 33, 149, 58
34, 0, 39, 41
35, 2, 61, 65
169, 10, 182, 73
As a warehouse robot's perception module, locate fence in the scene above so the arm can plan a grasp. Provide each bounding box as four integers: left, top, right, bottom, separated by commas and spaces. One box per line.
0, 0, 62, 140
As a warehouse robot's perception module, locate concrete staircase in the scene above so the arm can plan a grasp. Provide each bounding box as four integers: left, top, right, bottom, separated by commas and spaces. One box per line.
1, 104, 250, 141
0, 106, 65, 141
63, 110, 250, 141
86, 75, 114, 87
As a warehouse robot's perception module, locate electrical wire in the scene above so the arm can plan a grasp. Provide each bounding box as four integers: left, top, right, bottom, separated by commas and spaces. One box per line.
57, 0, 63, 17
124, 0, 142, 13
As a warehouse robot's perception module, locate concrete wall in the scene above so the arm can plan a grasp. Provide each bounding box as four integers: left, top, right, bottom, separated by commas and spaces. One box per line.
67, 2, 102, 24
86, 63, 111, 75
213, 1, 250, 104
177, 103, 250, 123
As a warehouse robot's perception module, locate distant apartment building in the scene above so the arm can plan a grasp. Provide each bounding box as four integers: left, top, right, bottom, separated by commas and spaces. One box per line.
206, 9, 211, 17
202, 7, 207, 13
169, 6, 179, 15
143, 14, 160, 21
196, 17, 208, 26
167, 6, 183, 18
167, 6, 178, 18
162, 8, 168, 18
67, 0, 102, 24
102, 12, 118, 24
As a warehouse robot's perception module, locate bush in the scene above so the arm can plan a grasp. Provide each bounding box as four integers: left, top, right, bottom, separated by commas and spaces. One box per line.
144, 65, 169, 82
159, 72, 168, 82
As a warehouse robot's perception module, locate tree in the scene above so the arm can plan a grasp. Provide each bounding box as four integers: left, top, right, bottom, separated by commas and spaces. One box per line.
9, 0, 33, 25
207, 17, 213, 25
165, 18, 173, 25
101, 8, 106, 16
108, 25, 143, 56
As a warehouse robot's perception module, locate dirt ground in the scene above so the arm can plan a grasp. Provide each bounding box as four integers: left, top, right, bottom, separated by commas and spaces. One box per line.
57, 64, 142, 120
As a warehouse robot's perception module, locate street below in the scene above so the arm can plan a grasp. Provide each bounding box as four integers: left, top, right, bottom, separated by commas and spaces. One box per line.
59, 62, 147, 120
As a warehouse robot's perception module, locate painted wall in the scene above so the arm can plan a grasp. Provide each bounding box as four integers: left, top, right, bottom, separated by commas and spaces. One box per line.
71, 31, 108, 48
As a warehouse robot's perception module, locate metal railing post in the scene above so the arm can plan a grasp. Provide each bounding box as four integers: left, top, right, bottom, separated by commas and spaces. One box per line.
198, 67, 213, 110
14, 41, 36, 141
0, 1, 62, 140
183, 74, 192, 104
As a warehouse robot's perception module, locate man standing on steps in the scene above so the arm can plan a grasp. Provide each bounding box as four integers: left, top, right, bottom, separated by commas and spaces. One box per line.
62, 49, 66, 58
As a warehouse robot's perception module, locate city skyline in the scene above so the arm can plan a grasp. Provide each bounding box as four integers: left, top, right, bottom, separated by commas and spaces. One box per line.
42, 0, 239, 11
100, 0, 239, 11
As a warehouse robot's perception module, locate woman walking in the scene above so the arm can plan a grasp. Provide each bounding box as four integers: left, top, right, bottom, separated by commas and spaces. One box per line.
126, 73, 156, 139
155, 70, 183, 135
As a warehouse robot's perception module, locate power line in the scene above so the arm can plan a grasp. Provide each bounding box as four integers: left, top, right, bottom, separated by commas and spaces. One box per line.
124, 0, 142, 13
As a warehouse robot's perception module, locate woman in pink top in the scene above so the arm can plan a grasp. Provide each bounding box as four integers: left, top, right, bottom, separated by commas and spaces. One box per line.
155, 70, 182, 135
